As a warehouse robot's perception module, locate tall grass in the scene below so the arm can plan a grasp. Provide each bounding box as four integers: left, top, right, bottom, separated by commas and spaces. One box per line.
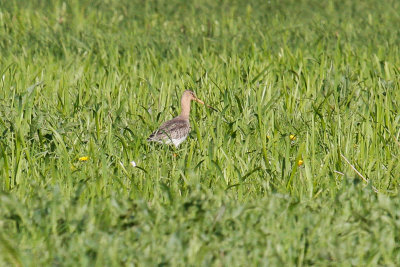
0, 0, 399, 265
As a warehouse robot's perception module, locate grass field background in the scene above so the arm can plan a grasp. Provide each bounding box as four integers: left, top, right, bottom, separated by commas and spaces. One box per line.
1, 0, 400, 265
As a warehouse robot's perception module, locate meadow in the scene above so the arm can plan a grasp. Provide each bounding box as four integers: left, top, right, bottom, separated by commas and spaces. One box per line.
0, 0, 400, 265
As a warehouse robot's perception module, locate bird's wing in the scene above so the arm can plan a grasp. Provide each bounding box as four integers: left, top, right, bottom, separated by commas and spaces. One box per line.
148, 118, 190, 142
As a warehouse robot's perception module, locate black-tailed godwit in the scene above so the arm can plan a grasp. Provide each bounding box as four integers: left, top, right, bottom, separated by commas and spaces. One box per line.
147, 90, 205, 147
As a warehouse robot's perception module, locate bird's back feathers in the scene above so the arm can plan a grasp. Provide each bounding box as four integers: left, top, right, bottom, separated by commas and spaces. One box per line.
147, 116, 191, 146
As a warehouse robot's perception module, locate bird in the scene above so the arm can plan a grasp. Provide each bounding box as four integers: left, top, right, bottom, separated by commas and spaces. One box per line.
147, 90, 205, 147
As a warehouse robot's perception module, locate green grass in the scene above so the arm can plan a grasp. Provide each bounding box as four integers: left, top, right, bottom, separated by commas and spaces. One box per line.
1, 0, 400, 265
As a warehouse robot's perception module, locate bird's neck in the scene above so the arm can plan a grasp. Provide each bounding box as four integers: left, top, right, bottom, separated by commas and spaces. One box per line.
181, 98, 190, 118
180, 97, 191, 118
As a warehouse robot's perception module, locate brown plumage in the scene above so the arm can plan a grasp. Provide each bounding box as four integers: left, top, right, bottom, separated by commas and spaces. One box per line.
147, 90, 204, 147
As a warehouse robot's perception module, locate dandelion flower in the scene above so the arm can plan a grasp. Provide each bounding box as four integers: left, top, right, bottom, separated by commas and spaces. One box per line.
298, 159, 304, 166
79, 156, 89, 161
289, 134, 296, 141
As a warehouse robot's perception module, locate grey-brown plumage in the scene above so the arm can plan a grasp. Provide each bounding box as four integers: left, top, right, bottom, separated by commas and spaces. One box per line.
147, 90, 204, 147
147, 116, 190, 147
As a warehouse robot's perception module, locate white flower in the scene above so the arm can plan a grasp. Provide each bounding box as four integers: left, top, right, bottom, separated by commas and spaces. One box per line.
130, 161, 136, 167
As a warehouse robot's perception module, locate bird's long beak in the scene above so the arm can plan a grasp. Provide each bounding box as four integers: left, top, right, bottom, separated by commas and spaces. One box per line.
195, 97, 218, 112
205, 104, 218, 112
194, 98, 204, 105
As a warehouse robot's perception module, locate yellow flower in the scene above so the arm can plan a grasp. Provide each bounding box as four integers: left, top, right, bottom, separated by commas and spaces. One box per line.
78, 156, 89, 161
298, 159, 304, 166
290, 134, 296, 141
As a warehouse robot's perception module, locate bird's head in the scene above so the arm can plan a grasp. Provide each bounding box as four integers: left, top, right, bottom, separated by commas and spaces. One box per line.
183, 90, 204, 104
